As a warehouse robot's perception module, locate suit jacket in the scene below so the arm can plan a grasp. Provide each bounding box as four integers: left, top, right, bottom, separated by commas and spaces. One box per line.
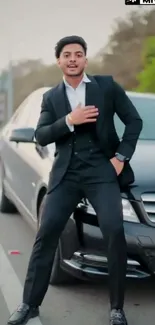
35, 75, 143, 193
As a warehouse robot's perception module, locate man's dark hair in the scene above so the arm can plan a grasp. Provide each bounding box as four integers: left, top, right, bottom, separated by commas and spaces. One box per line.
55, 35, 87, 58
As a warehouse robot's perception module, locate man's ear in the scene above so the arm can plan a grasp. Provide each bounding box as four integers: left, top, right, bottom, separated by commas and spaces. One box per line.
57, 58, 61, 67
85, 58, 88, 68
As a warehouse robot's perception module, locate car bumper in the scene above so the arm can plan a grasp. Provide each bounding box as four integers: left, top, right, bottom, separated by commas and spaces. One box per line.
61, 213, 155, 281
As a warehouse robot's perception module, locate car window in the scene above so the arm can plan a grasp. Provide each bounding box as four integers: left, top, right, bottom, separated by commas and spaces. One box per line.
25, 89, 56, 153
26, 92, 44, 128
114, 95, 155, 140
8, 90, 47, 130
47, 143, 55, 157
15, 93, 42, 128
26, 88, 50, 129
2, 97, 32, 136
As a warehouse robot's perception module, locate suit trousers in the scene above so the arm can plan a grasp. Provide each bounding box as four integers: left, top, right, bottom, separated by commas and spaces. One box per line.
23, 156, 127, 310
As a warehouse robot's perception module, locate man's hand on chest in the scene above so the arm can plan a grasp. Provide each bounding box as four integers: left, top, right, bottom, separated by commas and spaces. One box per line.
66, 103, 99, 126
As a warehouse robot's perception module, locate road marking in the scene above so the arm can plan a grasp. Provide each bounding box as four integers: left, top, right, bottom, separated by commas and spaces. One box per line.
0, 244, 43, 325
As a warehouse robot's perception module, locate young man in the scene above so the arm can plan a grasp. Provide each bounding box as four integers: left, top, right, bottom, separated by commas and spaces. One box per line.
7, 35, 143, 325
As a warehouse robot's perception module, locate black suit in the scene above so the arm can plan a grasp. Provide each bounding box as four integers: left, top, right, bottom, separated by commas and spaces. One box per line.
22, 75, 142, 310
35, 75, 142, 191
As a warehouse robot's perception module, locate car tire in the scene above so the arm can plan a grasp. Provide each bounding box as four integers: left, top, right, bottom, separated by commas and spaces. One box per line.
0, 166, 16, 213
38, 194, 72, 285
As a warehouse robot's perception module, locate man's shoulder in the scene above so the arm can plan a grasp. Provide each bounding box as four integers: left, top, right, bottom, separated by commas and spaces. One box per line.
93, 74, 114, 84
90, 74, 115, 93
92, 75, 124, 90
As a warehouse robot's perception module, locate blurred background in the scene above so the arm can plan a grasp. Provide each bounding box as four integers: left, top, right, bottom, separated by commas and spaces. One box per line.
0, 0, 155, 125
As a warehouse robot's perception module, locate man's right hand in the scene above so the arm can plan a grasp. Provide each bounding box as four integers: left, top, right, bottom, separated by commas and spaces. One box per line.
67, 104, 99, 125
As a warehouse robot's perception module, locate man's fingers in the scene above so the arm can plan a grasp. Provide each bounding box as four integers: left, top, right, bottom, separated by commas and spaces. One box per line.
84, 105, 96, 109
84, 109, 99, 115
85, 112, 99, 118
77, 105, 98, 111
83, 106, 97, 111
84, 118, 97, 123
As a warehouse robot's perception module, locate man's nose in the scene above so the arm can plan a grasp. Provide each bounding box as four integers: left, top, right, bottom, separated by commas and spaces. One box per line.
69, 56, 76, 62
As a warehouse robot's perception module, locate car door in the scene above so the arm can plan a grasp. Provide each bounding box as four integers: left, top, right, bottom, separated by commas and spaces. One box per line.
1, 97, 33, 199
14, 89, 51, 218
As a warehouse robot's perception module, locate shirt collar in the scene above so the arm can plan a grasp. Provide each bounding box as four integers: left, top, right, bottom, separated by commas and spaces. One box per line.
63, 73, 91, 88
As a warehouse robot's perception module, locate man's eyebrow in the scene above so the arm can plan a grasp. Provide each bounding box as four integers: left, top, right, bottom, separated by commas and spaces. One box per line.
63, 51, 83, 54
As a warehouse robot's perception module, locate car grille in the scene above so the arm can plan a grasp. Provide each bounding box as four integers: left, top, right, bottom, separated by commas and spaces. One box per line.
78, 198, 95, 215
141, 193, 155, 223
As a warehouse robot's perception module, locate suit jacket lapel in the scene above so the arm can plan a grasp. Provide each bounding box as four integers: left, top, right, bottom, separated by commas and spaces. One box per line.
51, 82, 71, 119
85, 75, 104, 135
51, 75, 105, 135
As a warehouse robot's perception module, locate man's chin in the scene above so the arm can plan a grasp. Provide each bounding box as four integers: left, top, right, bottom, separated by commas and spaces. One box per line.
66, 71, 83, 77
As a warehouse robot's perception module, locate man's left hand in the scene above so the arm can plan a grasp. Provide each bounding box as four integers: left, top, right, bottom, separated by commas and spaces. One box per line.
110, 157, 124, 176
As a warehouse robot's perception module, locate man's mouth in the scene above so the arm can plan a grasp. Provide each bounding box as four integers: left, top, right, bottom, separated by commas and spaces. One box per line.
68, 65, 77, 68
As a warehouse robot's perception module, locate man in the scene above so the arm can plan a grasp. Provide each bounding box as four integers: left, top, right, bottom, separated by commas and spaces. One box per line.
7, 35, 143, 325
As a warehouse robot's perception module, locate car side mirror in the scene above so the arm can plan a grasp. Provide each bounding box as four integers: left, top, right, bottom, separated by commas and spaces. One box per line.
9, 127, 36, 143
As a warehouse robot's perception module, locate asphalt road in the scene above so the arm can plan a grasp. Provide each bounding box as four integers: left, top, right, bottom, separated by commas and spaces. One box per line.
0, 211, 155, 325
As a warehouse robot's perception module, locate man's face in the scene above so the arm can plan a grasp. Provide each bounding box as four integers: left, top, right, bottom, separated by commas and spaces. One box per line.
57, 43, 87, 77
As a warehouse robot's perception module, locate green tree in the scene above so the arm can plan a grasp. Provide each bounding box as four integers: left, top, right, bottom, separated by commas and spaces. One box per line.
135, 36, 155, 93
98, 8, 155, 89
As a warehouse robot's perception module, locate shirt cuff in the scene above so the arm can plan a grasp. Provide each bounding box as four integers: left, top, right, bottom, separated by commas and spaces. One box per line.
65, 115, 74, 132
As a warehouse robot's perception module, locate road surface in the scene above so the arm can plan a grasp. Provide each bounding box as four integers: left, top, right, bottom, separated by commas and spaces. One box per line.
0, 210, 155, 325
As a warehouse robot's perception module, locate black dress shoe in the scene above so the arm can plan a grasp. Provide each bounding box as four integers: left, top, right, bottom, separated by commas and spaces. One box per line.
7, 303, 39, 325
110, 309, 128, 325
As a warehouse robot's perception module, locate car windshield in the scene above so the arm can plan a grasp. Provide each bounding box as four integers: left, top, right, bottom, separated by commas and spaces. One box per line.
114, 95, 155, 140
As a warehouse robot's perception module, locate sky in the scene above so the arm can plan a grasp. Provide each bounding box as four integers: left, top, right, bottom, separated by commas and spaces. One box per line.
0, 0, 141, 71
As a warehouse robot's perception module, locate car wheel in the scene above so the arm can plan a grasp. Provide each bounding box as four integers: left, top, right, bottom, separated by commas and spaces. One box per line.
0, 165, 16, 213
38, 194, 72, 285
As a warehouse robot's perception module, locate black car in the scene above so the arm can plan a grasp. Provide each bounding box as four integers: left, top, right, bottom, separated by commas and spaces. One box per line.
0, 89, 155, 285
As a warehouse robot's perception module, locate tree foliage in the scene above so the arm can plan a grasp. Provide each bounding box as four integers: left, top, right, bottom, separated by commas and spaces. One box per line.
135, 36, 155, 93
12, 59, 103, 110
1, 8, 155, 112
98, 8, 155, 89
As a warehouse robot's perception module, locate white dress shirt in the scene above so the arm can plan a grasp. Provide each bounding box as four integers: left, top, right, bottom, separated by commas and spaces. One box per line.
63, 73, 91, 131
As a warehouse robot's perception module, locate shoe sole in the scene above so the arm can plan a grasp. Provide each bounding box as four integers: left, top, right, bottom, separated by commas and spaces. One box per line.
111, 322, 128, 325
110, 318, 128, 325
7, 309, 39, 325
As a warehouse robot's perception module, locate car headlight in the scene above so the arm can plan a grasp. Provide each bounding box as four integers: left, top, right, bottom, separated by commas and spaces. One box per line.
79, 198, 139, 223
122, 199, 139, 223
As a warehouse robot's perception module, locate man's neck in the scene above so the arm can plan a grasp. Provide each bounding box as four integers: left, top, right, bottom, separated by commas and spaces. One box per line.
64, 73, 84, 89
